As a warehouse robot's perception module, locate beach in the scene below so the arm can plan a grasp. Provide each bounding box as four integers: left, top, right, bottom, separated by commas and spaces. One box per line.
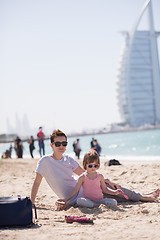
0, 157, 160, 240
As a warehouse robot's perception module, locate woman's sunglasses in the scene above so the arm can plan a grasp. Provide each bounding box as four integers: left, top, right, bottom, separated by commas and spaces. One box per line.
53, 141, 68, 147
87, 164, 99, 168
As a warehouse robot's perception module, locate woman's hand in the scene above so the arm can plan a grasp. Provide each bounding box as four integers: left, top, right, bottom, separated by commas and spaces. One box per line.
116, 189, 128, 199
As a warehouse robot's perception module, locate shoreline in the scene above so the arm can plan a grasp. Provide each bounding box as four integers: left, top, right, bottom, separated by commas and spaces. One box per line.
0, 126, 160, 144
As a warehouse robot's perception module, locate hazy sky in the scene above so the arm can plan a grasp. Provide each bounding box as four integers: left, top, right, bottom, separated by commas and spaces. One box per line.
0, 0, 160, 136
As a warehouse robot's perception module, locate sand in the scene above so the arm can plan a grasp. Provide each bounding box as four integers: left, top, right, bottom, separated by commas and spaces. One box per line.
0, 157, 160, 240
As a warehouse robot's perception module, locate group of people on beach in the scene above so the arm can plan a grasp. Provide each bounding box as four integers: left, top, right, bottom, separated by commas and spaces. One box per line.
3, 128, 102, 162
28, 126, 46, 158
1, 144, 12, 159
90, 138, 102, 156
72, 137, 102, 160
31, 129, 160, 212
27, 126, 46, 159
1, 137, 24, 159
2, 127, 46, 159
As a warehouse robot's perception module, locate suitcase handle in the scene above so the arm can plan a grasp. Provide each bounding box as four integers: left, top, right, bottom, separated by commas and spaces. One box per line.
32, 204, 38, 223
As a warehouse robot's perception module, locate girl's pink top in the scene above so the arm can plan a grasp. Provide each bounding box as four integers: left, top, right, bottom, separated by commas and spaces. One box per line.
82, 172, 103, 201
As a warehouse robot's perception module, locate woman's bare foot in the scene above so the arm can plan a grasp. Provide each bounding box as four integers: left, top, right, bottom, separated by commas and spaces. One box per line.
140, 188, 160, 202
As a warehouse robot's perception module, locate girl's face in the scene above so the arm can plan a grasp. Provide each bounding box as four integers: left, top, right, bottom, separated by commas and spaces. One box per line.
86, 161, 99, 173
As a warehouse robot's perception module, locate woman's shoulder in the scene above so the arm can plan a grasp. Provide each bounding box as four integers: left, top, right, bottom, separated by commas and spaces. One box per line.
63, 154, 78, 163
38, 155, 52, 163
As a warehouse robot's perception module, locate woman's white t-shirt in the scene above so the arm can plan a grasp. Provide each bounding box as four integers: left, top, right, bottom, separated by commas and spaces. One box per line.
35, 154, 83, 204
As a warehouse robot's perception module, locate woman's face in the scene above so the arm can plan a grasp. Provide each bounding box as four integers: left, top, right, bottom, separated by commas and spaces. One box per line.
50, 136, 67, 155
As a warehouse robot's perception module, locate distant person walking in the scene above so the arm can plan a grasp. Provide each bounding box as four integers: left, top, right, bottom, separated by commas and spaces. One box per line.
37, 127, 45, 157
90, 138, 95, 149
93, 139, 101, 156
14, 137, 23, 158
9, 144, 12, 158
27, 136, 35, 158
73, 139, 81, 159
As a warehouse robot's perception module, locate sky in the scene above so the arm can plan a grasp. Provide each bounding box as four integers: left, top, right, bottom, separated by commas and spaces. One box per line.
0, 0, 160, 136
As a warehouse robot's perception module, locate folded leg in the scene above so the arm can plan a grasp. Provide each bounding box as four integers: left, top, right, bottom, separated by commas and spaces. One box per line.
76, 197, 95, 208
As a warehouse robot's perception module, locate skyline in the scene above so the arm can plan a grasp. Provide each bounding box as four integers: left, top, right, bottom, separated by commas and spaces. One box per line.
1, 0, 160, 136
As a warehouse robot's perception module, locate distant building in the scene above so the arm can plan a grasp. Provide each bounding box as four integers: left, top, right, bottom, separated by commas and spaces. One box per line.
117, 0, 160, 127
0, 134, 17, 143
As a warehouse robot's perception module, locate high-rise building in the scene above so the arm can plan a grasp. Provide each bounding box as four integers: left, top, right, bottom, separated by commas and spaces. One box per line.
117, 0, 160, 127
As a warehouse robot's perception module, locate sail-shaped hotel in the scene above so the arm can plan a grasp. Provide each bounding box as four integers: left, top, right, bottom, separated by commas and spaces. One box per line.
117, 0, 160, 127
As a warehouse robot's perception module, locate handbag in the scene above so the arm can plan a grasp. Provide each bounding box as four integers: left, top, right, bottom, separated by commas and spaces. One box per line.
0, 195, 37, 227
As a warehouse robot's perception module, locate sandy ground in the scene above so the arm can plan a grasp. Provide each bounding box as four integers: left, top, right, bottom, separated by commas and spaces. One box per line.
0, 157, 160, 240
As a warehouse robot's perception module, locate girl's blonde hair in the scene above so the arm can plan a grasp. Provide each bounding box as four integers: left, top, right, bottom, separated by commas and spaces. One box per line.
83, 150, 100, 170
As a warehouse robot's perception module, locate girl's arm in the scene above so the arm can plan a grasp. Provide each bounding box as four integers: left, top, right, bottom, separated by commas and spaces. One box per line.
100, 175, 121, 195
65, 175, 84, 202
73, 166, 85, 176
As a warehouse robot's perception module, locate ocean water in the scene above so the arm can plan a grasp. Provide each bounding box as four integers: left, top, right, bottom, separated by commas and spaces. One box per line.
0, 128, 160, 162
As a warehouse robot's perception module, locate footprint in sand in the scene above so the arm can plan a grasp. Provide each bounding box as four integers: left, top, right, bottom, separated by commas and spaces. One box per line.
120, 171, 127, 175
141, 209, 149, 214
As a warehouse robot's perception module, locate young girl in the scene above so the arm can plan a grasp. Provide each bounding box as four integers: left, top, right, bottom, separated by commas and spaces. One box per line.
63, 150, 123, 208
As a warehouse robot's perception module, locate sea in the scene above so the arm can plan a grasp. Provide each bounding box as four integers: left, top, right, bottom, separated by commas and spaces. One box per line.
0, 128, 160, 162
